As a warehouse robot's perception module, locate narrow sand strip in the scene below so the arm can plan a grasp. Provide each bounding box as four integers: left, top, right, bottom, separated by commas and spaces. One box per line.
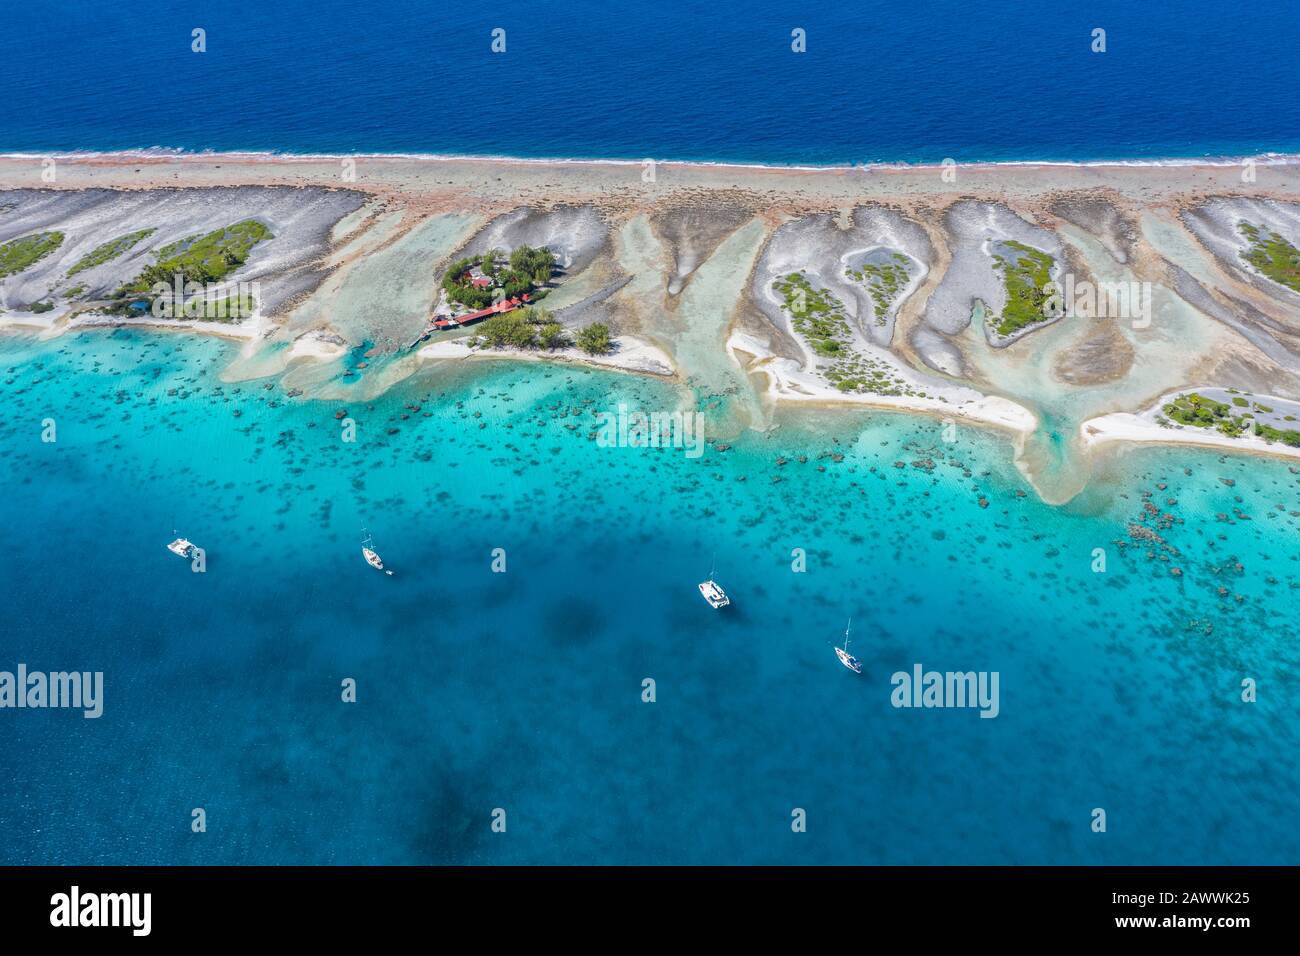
1081, 412, 1300, 461
726, 330, 1038, 438
418, 335, 675, 378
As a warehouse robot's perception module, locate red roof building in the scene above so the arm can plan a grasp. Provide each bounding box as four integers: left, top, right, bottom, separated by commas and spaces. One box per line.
431, 295, 528, 330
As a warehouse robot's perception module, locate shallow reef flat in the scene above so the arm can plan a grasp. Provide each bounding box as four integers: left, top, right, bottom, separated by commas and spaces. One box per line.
2, 153, 1300, 500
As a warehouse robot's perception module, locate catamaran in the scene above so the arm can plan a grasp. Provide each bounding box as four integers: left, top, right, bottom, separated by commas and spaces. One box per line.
361, 529, 393, 576
166, 535, 195, 558
835, 618, 862, 674
697, 554, 730, 609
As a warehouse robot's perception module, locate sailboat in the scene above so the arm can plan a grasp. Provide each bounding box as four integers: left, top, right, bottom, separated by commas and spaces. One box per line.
835, 618, 862, 674
697, 553, 730, 609
361, 529, 393, 576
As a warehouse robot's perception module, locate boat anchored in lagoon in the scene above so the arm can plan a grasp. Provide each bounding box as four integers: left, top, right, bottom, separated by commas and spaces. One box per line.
361, 529, 394, 576
835, 618, 862, 674
166, 536, 197, 558
698, 555, 730, 609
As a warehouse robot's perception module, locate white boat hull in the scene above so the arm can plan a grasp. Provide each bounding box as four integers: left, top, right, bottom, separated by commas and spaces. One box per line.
167, 538, 194, 558
835, 647, 862, 674
698, 580, 730, 609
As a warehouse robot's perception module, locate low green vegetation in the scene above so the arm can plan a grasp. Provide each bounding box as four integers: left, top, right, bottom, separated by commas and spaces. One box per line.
988, 240, 1056, 338
522, 305, 568, 349
537, 321, 569, 350
63, 284, 87, 299
1162, 393, 1246, 436
1238, 221, 1300, 293
846, 252, 912, 326
1256, 422, 1300, 446
773, 271, 923, 397
117, 220, 273, 296
576, 322, 612, 355
168, 292, 257, 322
67, 228, 155, 276
474, 309, 572, 352
774, 272, 847, 357
822, 356, 926, 396
102, 220, 272, 317
476, 312, 537, 349
509, 245, 556, 285
0, 231, 65, 277
441, 244, 556, 310
1160, 392, 1300, 446
11, 299, 57, 313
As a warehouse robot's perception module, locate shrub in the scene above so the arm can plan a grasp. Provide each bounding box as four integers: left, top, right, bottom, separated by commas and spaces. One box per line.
538, 322, 568, 350
576, 322, 612, 355
478, 312, 537, 349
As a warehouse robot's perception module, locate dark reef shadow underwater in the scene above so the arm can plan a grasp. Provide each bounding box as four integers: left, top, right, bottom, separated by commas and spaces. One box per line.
0, 329, 1296, 864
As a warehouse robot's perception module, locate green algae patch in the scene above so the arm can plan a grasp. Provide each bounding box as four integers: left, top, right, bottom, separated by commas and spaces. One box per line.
149, 290, 258, 323
846, 252, 912, 326
118, 219, 273, 295
988, 240, 1055, 338
774, 271, 848, 357
773, 271, 924, 398
67, 228, 156, 276
0, 231, 65, 277
1159, 391, 1300, 447
1238, 221, 1300, 293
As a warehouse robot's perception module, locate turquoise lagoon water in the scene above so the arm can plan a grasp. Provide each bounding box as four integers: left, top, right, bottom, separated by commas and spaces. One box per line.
1, 330, 1297, 864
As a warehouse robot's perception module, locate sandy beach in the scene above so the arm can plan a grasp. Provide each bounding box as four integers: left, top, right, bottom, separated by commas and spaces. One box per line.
418, 334, 675, 377
1080, 411, 1300, 461
1081, 387, 1300, 462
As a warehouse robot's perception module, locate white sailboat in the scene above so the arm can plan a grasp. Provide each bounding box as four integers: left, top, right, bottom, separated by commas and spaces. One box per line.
697, 553, 730, 609
361, 529, 393, 576
835, 618, 862, 674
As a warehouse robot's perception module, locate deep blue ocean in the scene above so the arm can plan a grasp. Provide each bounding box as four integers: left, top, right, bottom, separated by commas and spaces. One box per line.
1, 0, 1298, 164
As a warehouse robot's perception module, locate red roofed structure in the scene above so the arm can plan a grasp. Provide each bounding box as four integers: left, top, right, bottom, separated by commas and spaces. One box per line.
431, 295, 529, 330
